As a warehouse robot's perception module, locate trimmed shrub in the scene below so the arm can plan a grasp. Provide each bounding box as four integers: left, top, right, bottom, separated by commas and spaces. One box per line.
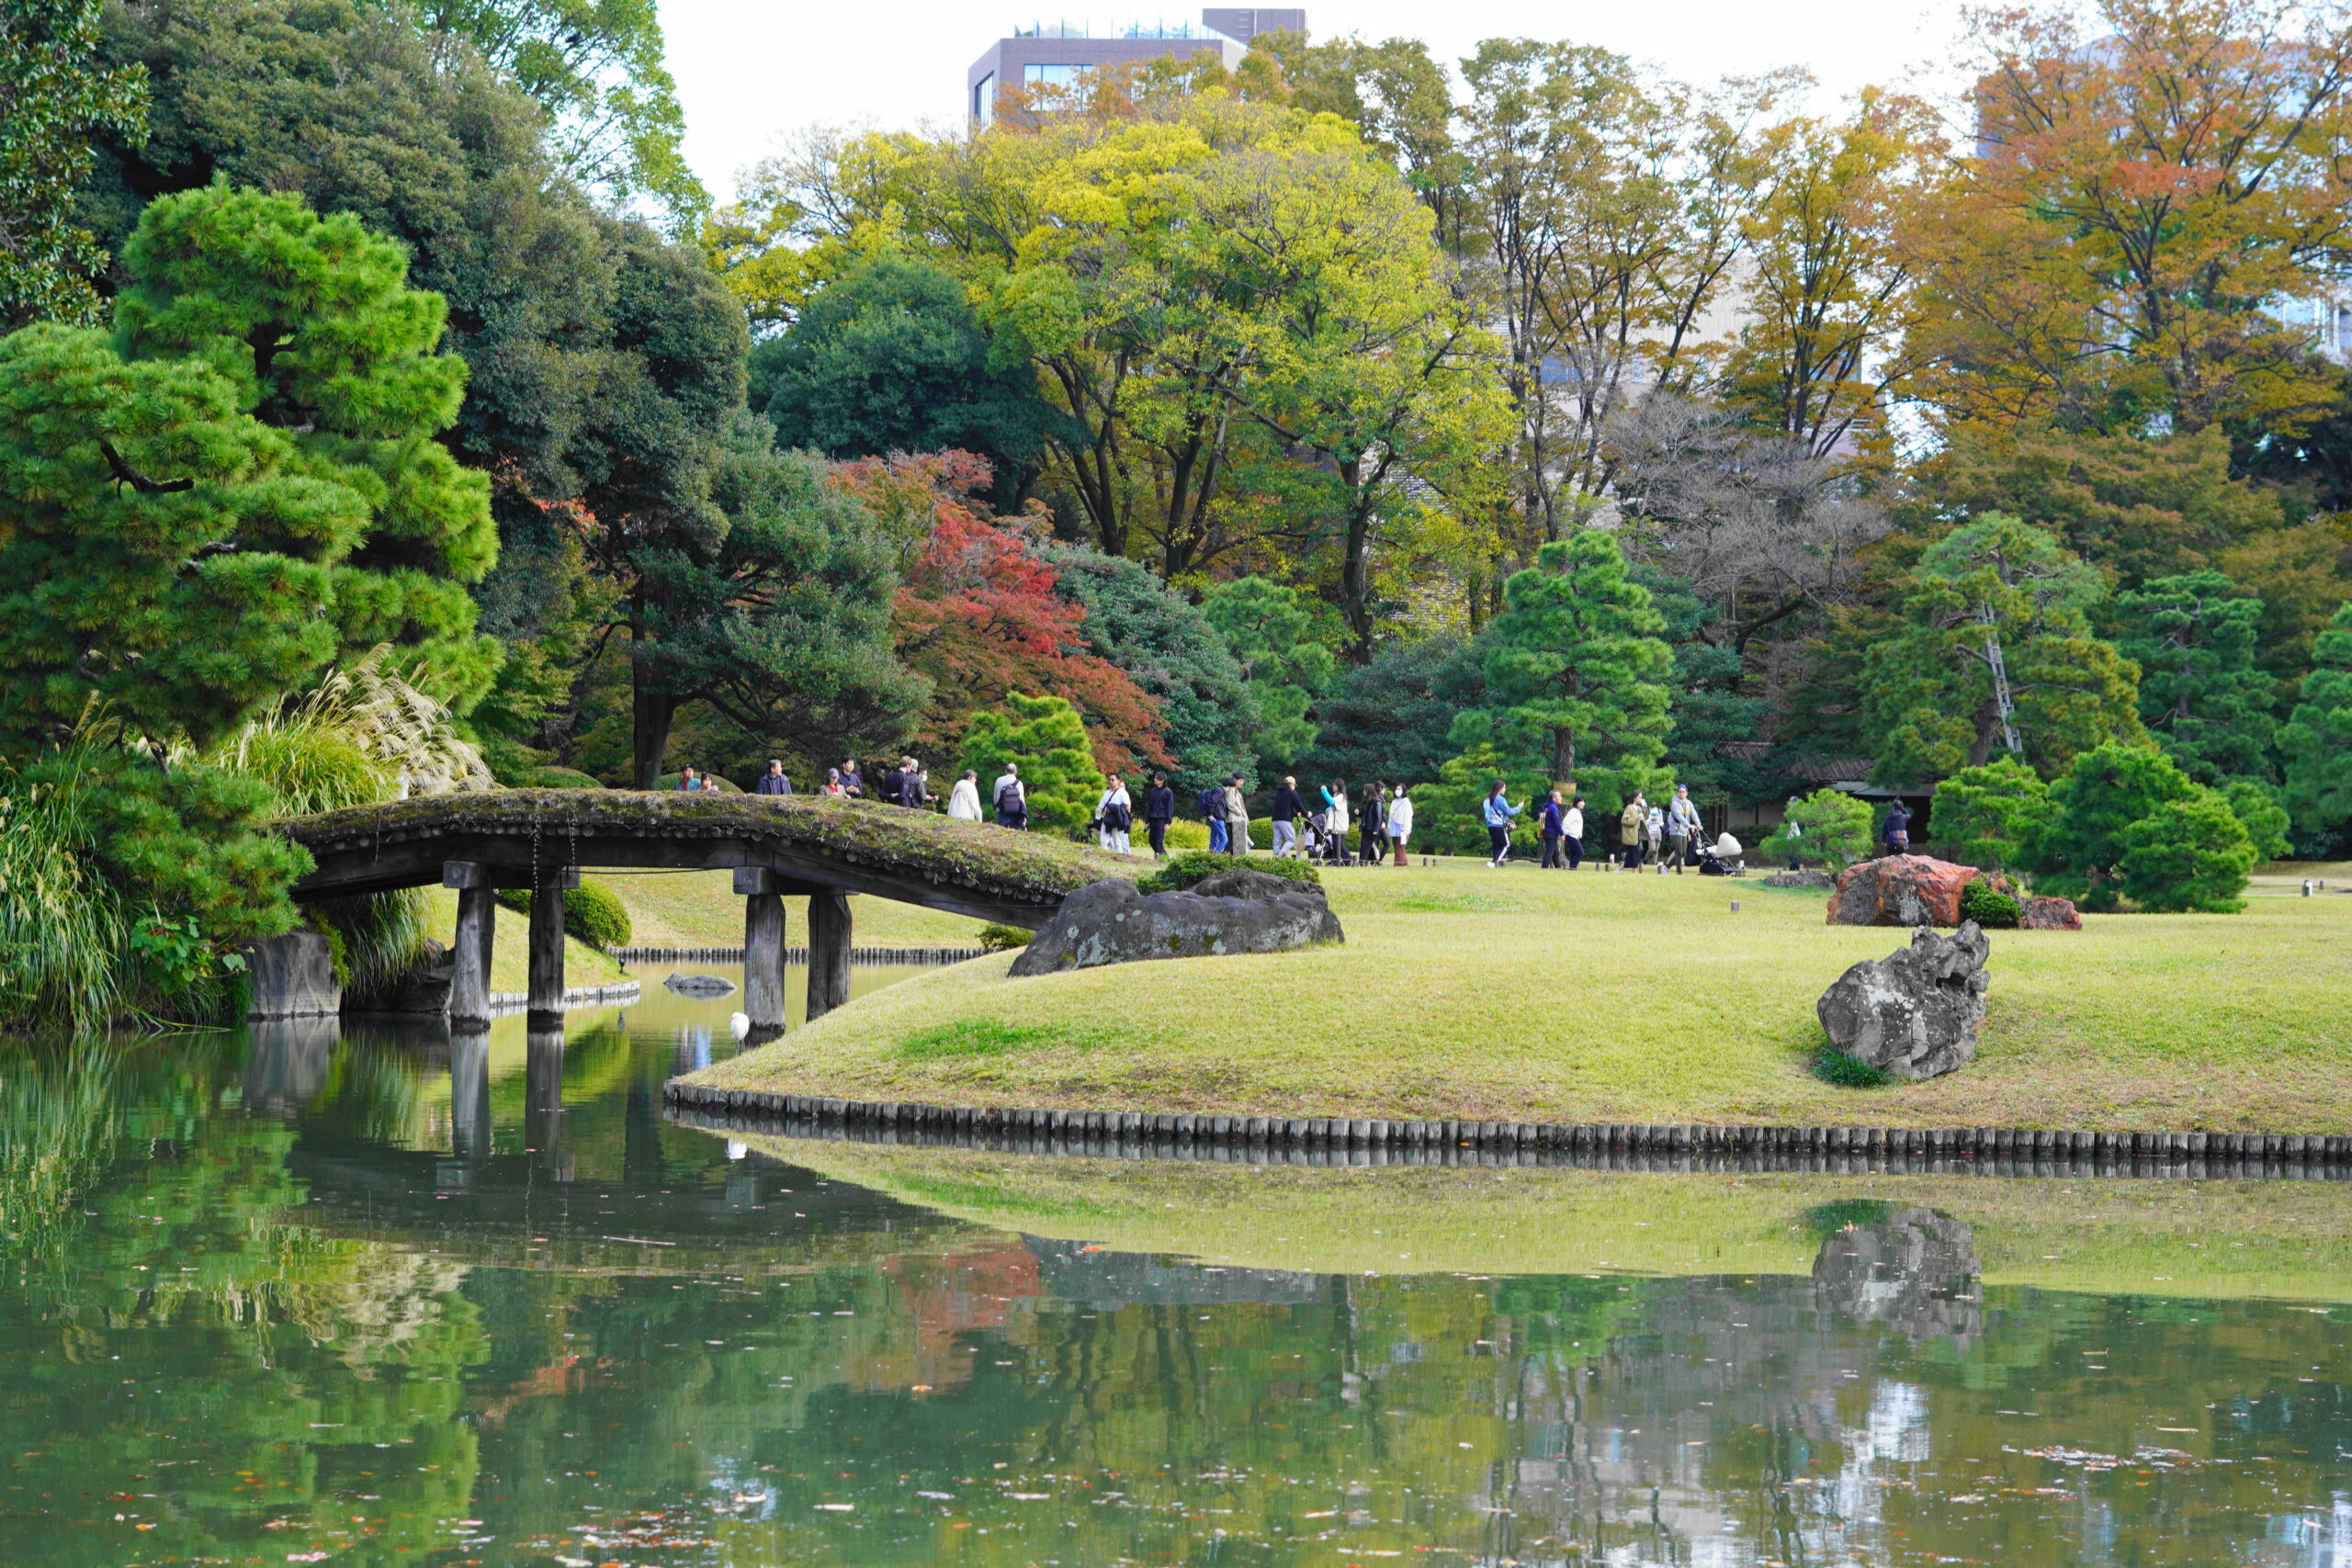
1136, 851, 1322, 896
978, 923, 1032, 951
496, 877, 632, 949
524, 766, 605, 789
1758, 788, 1875, 867
1162, 818, 1212, 852
1959, 875, 2021, 929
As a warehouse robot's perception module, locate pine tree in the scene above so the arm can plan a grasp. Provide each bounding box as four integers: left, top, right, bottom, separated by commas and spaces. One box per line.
1928, 755, 2056, 872
2280, 600, 2352, 849
1471, 532, 1674, 798
957, 693, 1108, 839
0, 183, 497, 755
1863, 513, 2143, 786
2025, 740, 2253, 912
2110, 570, 2278, 785
1202, 577, 1338, 774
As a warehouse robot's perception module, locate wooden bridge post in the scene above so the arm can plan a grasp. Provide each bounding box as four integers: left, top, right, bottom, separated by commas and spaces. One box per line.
807, 890, 854, 1022
526, 866, 581, 1022
734, 867, 787, 1032
444, 860, 494, 1030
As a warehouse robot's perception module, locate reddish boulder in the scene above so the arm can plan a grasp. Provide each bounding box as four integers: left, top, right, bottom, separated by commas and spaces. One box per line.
1826, 854, 1979, 928
2018, 895, 2082, 931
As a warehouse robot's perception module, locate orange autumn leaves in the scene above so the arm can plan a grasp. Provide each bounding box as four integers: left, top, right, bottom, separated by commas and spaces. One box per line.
830, 453, 1170, 774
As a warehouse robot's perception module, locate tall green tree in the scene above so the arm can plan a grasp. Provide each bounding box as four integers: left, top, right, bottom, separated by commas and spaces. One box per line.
629, 420, 928, 772
2279, 600, 2352, 849
424, 0, 707, 227
1296, 636, 1486, 791
1928, 756, 2056, 872
1201, 577, 1337, 773
957, 693, 1106, 838
1037, 543, 1255, 796
747, 254, 1075, 505
0, 183, 498, 753
0, 0, 148, 326
2110, 570, 2278, 785
1862, 513, 2143, 785
1634, 566, 1770, 811
1458, 532, 1674, 797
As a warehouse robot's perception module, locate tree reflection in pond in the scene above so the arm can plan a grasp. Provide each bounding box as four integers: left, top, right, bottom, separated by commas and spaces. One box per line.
1, 1012, 2348, 1568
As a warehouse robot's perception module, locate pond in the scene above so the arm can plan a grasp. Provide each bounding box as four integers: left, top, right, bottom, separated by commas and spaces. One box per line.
3, 971, 2348, 1567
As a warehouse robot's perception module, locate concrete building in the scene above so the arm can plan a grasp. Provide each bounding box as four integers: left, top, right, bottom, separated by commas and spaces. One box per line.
967, 9, 1306, 125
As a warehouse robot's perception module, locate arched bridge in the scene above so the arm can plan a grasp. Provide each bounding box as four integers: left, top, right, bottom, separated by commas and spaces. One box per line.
278, 790, 1130, 1032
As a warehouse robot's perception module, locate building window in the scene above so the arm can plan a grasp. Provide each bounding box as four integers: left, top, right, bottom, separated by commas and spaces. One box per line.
973, 71, 994, 125
1023, 62, 1086, 88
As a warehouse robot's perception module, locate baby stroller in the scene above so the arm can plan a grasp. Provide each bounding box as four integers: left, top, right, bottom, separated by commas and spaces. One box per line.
1694, 831, 1743, 876
1307, 809, 1353, 865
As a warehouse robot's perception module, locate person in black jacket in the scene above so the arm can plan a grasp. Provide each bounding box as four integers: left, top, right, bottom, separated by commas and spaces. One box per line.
1883, 799, 1912, 858
1269, 775, 1304, 858
753, 760, 792, 795
1142, 773, 1176, 859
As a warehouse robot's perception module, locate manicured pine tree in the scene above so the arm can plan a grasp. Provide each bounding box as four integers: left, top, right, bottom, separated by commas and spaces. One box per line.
2110, 570, 2278, 785
1470, 531, 1674, 795
1202, 577, 1338, 775
1862, 513, 2143, 786
2024, 740, 2254, 912
957, 693, 1108, 839
1928, 755, 2055, 872
2279, 599, 2352, 849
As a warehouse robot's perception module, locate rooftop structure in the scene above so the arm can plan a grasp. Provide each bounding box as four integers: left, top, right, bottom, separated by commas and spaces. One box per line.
968, 9, 1306, 124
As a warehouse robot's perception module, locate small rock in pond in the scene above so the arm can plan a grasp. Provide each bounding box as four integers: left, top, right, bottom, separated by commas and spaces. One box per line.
665, 973, 739, 998
1815, 920, 1990, 1080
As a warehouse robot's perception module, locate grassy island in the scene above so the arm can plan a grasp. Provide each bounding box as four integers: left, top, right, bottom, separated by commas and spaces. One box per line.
679, 857, 2352, 1134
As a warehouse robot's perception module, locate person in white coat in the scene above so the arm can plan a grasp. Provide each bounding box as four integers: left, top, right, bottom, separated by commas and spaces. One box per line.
946, 769, 983, 822
1094, 773, 1134, 855
1386, 785, 1413, 867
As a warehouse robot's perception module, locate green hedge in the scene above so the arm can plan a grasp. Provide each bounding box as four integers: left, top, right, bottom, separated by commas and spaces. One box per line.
1959, 875, 2021, 929
494, 876, 633, 950
1136, 851, 1322, 896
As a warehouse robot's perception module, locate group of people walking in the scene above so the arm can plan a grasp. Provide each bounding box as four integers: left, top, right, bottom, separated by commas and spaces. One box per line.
1477, 781, 1711, 871
1264, 776, 1414, 866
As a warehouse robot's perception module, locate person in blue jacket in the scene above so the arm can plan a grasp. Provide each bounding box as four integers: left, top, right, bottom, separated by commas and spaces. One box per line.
1537, 788, 1567, 869
1483, 781, 1522, 867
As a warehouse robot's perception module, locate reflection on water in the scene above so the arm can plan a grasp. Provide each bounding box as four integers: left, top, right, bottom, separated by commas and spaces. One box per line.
1, 969, 2348, 1567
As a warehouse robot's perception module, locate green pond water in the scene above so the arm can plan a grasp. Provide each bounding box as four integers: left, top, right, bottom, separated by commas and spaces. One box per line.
3, 964, 2349, 1567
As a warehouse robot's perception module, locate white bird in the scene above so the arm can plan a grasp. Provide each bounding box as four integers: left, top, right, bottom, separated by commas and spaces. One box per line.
728, 1010, 751, 1040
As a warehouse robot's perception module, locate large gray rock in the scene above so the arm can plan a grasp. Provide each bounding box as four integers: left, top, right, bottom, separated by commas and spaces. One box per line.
1010, 875, 1342, 976
242, 931, 343, 1021
1815, 920, 1990, 1079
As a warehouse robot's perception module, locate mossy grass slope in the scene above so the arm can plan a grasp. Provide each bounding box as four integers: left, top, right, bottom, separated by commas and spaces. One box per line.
685, 856, 2352, 1134
763, 1139, 2352, 1304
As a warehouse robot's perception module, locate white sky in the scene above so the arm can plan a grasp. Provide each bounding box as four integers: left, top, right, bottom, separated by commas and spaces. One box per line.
659, 0, 1976, 205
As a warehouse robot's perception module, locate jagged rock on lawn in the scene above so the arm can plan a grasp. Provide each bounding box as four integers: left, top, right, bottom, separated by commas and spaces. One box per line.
1011, 875, 1342, 976
2019, 895, 2082, 931
1815, 920, 1991, 1080
1826, 854, 1978, 927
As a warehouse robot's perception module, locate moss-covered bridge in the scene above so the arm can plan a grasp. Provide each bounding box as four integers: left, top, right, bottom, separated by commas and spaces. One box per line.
278, 791, 1129, 1032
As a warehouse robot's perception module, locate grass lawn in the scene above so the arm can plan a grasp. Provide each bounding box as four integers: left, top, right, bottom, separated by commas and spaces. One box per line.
758, 1138, 2352, 1304
596, 868, 990, 949
684, 854, 2352, 1134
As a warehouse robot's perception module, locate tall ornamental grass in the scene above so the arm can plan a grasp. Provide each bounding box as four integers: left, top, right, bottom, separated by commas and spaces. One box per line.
0, 760, 135, 1035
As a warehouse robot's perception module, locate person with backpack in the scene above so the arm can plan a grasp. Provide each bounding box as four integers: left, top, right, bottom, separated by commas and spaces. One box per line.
1883, 799, 1913, 858
1094, 773, 1134, 855
993, 763, 1027, 829
1142, 772, 1176, 859
1483, 782, 1522, 867
1200, 779, 1228, 852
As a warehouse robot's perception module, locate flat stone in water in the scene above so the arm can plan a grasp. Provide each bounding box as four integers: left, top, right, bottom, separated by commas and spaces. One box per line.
665, 972, 739, 997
